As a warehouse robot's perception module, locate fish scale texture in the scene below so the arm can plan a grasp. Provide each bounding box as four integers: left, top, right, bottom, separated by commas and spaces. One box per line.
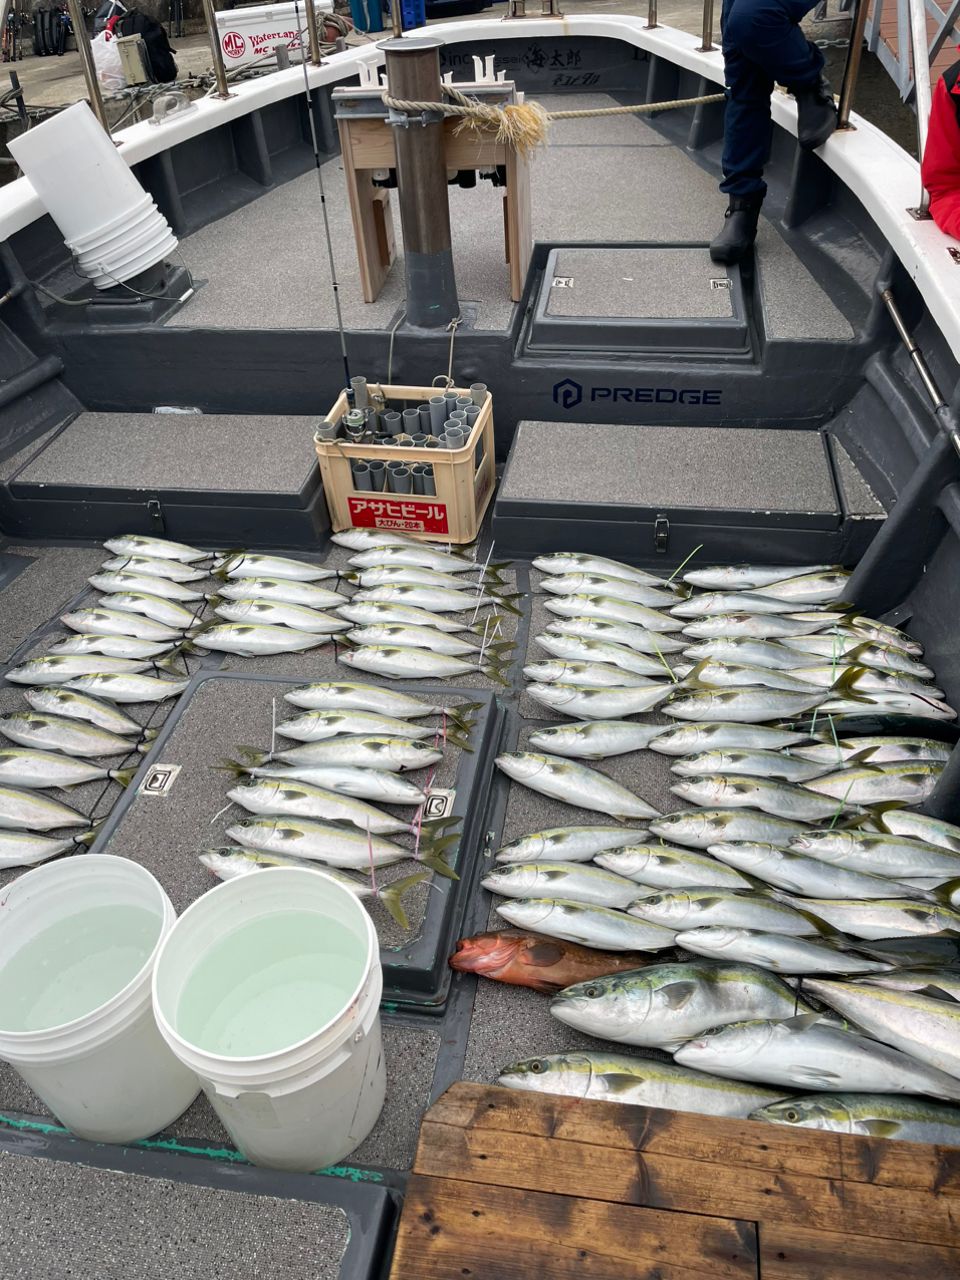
0, 1152, 349, 1280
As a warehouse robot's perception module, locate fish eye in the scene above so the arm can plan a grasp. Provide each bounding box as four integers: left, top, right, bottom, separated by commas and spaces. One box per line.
585, 985, 602, 999
529, 1060, 545, 1074
645, 895, 663, 906
784, 1108, 801, 1123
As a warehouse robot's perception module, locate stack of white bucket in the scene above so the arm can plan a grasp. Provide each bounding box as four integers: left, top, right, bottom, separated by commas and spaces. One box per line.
8, 101, 178, 291
0, 856, 386, 1172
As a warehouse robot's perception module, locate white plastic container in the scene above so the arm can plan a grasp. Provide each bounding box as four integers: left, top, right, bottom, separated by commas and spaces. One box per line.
0, 855, 200, 1143
215, 0, 332, 68
152, 868, 386, 1173
8, 101, 177, 289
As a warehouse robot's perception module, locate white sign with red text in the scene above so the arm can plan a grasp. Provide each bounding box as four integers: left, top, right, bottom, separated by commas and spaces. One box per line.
215, 1, 333, 68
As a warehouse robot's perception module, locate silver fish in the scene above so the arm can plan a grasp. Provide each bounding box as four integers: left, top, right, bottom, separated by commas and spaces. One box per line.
345, 623, 507, 658
101, 554, 207, 583
495, 826, 650, 864
671, 591, 801, 618
23, 687, 147, 734
534, 553, 679, 589
526, 682, 672, 720
0, 785, 89, 830
681, 637, 802, 670
346, 565, 502, 592
63, 673, 189, 703
803, 763, 943, 805
663, 685, 828, 723
752, 1092, 960, 1143
788, 829, 960, 881
541, 573, 680, 607
231, 763, 426, 805
46, 633, 173, 660
0, 749, 134, 791
861, 969, 960, 1000
496, 897, 675, 952
104, 534, 207, 564
0, 826, 97, 869
348, 545, 487, 574
247, 736, 441, 773
791, 664, 945, 700
498, 1051, 785, 1117
227, 815, 412, 868
752, 569, 851, 603
483, 862, 643, 910
674, 926, 893, 975
495, 752, 659, 821
782, 634, 932, 678
0, 711, 153, 758
551, 962, 813, 1049
791, 736, 950, 766
352, 584, 516, 615
213, 598, 349, 634
100, 591, 200, 630
524, 660, 666, 689
683, 565, 834, 590
282, 682, 479, 729
802, 980, 960, 1080
836, 617, 923, 655
89, 572, 204, 602
879, 810, 960, 853
708, 841, 919, 901
649, 809, 809, 850
215, 577, 345, 609
4, 654, 156, 685
527, 721, 667, 760
338, 644, 503, 682
672, 774, 843, 821
594, 845, 754, 890
671, 749, 827, 783
543, 594, 682, 632
783, 896, 960, 940
675, 1015, 960, 1100
275, 709, 450, 745
336, 599, 483, 633
545, 617, 686, 654
628, 887, 820, 936
682, 658, 820, 692
213, 552, 337, 582
61, 608, 182, 641
681, 614, 827, 640
535, 632, 679, 678
649, 722, 810, 756
226, 778, 417, 834
188, 622, 329, 657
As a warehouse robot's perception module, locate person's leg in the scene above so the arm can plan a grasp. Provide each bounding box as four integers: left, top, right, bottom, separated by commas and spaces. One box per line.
711, 0, 773, 263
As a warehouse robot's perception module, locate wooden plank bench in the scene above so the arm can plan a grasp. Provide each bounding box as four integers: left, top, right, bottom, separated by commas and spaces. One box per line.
387, 1081, 960, 1279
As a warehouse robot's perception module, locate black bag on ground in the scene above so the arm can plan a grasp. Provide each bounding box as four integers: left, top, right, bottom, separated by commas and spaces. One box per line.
114, 9, 177, 82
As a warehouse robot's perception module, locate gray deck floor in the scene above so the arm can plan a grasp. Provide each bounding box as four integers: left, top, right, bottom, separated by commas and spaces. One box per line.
166, 94, 847, 338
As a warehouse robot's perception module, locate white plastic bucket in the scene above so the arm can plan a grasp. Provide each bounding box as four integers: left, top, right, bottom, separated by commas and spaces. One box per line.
68, 203, 162, 261
66, 193, 154, 252
152, 868, 386, 1172
0, 855, 200, 1143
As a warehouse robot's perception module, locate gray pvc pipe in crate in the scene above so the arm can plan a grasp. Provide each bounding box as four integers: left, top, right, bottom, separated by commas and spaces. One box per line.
368, 459, 386, 491
389, 465, 412, 494
351, 461, 373, 491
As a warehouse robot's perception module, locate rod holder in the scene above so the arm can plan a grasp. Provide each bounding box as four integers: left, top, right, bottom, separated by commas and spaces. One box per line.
698, 0, 715, 52
837, 0, 870, 129
65, 0, 110, 134
646, 0, 658, 27
305, 0, 323, 65
201, 0, 233, 100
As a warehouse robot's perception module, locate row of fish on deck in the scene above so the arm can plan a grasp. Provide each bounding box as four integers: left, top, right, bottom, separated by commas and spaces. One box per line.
456, 550, 960, 1146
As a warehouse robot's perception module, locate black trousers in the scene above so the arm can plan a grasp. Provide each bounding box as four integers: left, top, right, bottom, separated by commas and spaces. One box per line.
720, 0, 824, 197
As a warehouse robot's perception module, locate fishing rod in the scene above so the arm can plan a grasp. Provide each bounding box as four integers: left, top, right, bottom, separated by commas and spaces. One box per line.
294, 0, 352, 398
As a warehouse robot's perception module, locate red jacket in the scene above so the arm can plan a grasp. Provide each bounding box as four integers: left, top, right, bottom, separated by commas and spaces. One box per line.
922, 64, 960, 240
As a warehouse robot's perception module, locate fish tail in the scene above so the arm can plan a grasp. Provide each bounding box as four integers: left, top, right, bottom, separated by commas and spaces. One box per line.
445, 701, 483, 733
211, 569, 230, 583
828, 665, 874, 702
111, 767, 137, 788
377, 870, 432, 930
141, 727, 160, 742
215, 758, 253, 778
444, 729, 474, 753
74, 822, 104, 847
490, 561, 513, 574
235, 745, 270, 765
206, 593, 224, 607
419, 816, 461, 836
418, 848, 460, 881
481, 666, 511, 687
420, 830, 460, 858
493, 593, 524, 617
341, 571, 361, 584
155, 657, 185, 675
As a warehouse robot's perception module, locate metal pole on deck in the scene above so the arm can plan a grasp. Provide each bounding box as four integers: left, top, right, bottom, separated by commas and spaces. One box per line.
389, 0, 403, 39
837, 0, 870, 128
382, 35, 459, 329
64, 0, 110, 132
646, 0, 658, 29
906, 0, 932, 212
305, 0, 323, 65
697, 0, 715, 52
201, 0, 232, 99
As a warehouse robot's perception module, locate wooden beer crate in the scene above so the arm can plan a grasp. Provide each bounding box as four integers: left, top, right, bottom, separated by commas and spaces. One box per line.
314, 384, 495, 545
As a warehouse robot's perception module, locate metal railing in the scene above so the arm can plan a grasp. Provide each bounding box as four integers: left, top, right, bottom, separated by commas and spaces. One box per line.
864, 0, 959, 102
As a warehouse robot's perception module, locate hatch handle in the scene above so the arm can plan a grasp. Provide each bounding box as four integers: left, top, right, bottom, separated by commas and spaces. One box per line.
146, 497, 165, 534
654, 513, 670, 553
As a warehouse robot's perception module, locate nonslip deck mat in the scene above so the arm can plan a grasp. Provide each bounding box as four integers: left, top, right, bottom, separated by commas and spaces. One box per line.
13, 414, 320, 496
0, 545, 105, 662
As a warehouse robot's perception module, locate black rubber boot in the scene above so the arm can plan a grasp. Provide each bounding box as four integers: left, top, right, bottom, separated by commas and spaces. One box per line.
709, 196, 763, 265
791, 74, 837, 150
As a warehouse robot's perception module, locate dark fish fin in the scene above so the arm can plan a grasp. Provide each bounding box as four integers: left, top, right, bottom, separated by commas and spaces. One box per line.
110, 768, 137, 788
860, 1119, 902, 1137
918, 984, 960, 1002
377, 870, 432, 930
419, 849, 460, 881
660, 980, 697, 1010
215, 758, 254, 778
779, 1012, 821, 1032
493, 593, 524, 617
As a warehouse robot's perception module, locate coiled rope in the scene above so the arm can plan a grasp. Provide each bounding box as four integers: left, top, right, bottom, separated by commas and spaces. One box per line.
381, 83, 726, 156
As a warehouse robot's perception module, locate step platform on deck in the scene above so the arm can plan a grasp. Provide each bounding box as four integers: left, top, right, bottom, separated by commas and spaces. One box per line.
0, 411, 328, 546
493, 420, 885, 564
531, 247, 749, 354
0, 1128, 396, 1280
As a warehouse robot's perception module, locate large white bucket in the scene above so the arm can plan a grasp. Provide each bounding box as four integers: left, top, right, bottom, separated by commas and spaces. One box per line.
0, 855, 201, 1143
152, 868, 386, 1173
8, 101, 178, 289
